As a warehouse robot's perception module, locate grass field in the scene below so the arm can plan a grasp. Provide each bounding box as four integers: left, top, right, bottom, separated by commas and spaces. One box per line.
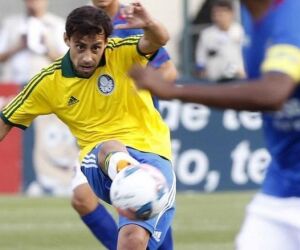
0, 191, 254, 250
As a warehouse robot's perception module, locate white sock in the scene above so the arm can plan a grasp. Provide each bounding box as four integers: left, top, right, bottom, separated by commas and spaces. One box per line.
107, 152, 139, 180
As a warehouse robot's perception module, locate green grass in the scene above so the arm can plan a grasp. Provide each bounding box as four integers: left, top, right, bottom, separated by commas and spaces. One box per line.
0, 191, 254, 250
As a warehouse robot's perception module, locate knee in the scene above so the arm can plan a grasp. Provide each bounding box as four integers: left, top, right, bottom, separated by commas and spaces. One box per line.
71, 184, 99, 216
100, 140, 127, 156
102, 139, 123, 148
71, 192, 88, 213
118, 225, 149, 250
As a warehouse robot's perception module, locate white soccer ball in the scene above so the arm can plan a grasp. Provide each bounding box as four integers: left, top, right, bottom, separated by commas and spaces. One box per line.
110, 164, 169, 220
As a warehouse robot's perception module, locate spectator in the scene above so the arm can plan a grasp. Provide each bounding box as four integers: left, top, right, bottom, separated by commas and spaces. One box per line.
195, 0, 245, 82
0, 0, 67, 84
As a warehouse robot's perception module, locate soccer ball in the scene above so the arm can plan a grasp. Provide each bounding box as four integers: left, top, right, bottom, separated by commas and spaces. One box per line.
110, 164, 169, 220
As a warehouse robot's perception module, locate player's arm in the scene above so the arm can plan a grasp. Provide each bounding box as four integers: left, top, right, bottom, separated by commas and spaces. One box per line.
114, 1, 169, 55
169, 72, 295, 111
130, 44, 300, 111
130, 66, 294, 111
0, 117, 12, 141
148, 47, 177, 82
0, 73, 53, 139
138, 17, 169, 55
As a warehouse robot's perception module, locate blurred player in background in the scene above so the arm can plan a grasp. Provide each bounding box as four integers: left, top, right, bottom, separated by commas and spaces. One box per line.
130, 0, 300, 249
0, 4, 176, 250
69, 0, 177, 249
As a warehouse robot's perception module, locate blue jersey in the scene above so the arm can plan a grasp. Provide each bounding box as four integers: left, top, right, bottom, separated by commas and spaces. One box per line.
241, 0, 300, 197
112, 6, 170, 68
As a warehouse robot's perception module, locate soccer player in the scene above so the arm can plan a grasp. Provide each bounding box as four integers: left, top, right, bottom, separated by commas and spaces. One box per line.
130, 0, 300, 249
0, 4, 176, 250
70, 0, 177, 249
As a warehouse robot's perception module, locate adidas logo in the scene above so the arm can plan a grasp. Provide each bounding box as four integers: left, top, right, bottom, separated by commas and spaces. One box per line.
67, 96, 79, 106
152, 231, 162, 242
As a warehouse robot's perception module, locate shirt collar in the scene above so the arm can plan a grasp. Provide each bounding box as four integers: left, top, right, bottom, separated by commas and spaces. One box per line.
61, 50, 106, 78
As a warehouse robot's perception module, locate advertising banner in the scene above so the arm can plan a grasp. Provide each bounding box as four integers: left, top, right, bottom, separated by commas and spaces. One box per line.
23, 115, 78, 196
161, 100, 269, 192
0, 84, 22, 193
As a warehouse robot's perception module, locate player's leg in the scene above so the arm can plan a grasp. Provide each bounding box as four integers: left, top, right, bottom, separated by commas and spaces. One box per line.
71, 164, 118, 250
236, 194, 300, 250
81, 141, 149, 249
118, 224, 150, 250
98, 140, 176, 249
157, 227, 173, 250
236, 212, 298, 250
81, 140, 176, 249
118, 207, 175, 250
118, 148, 176, 250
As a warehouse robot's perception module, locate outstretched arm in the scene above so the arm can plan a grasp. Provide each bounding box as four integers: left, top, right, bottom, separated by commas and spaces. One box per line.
129, 65, 296, 112
114, 1, 169, 55
0, 117, 12, 141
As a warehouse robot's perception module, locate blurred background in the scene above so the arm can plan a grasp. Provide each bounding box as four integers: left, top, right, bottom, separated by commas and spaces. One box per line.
0, 0, 241, 80
0, 1, 267, 249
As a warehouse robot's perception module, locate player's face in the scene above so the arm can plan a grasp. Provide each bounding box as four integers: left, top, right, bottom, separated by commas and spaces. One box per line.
91, 0, 116, 9
64, 33, 107, 78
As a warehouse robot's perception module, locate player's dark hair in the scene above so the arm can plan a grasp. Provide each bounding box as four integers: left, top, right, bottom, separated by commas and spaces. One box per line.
65, 6, 113, 39
212, 0, 233, 10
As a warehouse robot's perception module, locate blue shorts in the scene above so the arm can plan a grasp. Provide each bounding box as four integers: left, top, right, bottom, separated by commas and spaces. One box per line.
81, 144, 176, 250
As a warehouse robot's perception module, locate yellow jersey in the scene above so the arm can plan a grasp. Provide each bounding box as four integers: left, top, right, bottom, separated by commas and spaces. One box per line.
1, 37, 172, 161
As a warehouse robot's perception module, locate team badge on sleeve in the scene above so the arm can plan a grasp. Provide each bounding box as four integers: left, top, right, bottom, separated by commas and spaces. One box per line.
97, 74, 115, 95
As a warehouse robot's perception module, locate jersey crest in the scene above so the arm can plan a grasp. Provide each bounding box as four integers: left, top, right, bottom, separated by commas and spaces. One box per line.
97, 74, 115, 95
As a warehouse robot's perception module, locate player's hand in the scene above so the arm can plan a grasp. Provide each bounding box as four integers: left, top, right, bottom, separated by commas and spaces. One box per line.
129, 65, 177, 100
114, 1, 153, 30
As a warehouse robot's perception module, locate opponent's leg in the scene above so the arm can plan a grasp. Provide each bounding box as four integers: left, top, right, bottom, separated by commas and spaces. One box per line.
236, 207, 298, 250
